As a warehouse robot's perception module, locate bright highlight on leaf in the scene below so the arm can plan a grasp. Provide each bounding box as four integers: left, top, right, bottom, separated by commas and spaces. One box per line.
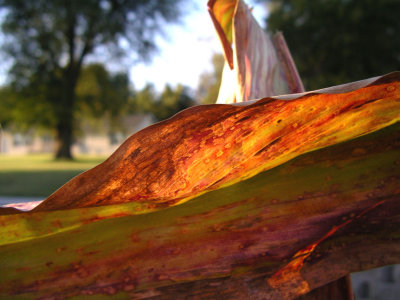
208, 0, 304, 103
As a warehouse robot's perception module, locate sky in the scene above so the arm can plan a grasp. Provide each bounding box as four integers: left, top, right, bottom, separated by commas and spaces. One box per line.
130, 0, 267, 91
0, 1, 267, 92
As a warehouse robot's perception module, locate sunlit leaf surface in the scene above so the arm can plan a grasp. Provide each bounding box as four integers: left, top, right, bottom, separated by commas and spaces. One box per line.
1, 0, 399, 298
22, 73, 399, 213
1, 73, 400, 299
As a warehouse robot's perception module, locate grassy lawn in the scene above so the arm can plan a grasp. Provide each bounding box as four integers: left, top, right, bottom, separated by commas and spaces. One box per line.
0, 154, 107, 197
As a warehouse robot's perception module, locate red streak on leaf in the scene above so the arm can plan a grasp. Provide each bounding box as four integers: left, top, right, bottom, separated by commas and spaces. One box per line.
81, 212, 129, 225
268, 199, 388, 289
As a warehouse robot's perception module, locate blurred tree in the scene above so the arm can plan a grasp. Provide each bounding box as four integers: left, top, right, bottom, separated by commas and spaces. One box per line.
197, 53, 224, 104
0, 85, 55, 132
132, 83, 158, 115
0, 0, 184, 159
76, 63, 130, 134
155, 84, 195, 121
134, 84, 195, 122
0, 63, 130, 137
265, 0, 400, 90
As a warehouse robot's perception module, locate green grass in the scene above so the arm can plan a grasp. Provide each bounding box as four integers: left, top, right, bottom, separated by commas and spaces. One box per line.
0, 154, 106, 197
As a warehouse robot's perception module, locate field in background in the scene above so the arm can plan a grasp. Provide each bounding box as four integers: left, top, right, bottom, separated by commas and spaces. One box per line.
0, 154, 106, 197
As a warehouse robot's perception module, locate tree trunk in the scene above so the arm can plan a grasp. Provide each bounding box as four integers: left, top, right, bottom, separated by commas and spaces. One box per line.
55, 70, 78, 160
55, 115, 74, 160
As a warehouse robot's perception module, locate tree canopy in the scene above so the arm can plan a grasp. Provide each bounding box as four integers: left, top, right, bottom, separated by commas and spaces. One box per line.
265, 0, 400, 90
0, 0, 184, 158
133, 83, 195, 122
76, 63, 130, 133
0, 63, 130, 137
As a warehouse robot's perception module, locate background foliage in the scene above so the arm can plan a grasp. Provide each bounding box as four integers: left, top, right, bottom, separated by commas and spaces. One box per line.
265, 0, 400, 90
0, 0, 184, 158
133, 83, 195, 122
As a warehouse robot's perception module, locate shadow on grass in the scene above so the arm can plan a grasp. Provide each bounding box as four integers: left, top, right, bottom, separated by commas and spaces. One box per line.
0, 170, 87, 197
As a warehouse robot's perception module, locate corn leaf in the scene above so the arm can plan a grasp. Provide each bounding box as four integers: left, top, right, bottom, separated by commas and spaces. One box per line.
1, 0, 400, 298
208, 0, 304, 103
21, 73, 398, 213
1, 73, 400, 299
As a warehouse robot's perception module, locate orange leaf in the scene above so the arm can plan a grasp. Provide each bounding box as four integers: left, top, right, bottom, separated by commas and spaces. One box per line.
30, 73, 400, 212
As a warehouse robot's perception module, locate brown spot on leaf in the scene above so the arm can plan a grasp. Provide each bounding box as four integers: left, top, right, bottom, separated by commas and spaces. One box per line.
255, 137, 282, 156
237, 115, 252, 122
128, 148, 141, 160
